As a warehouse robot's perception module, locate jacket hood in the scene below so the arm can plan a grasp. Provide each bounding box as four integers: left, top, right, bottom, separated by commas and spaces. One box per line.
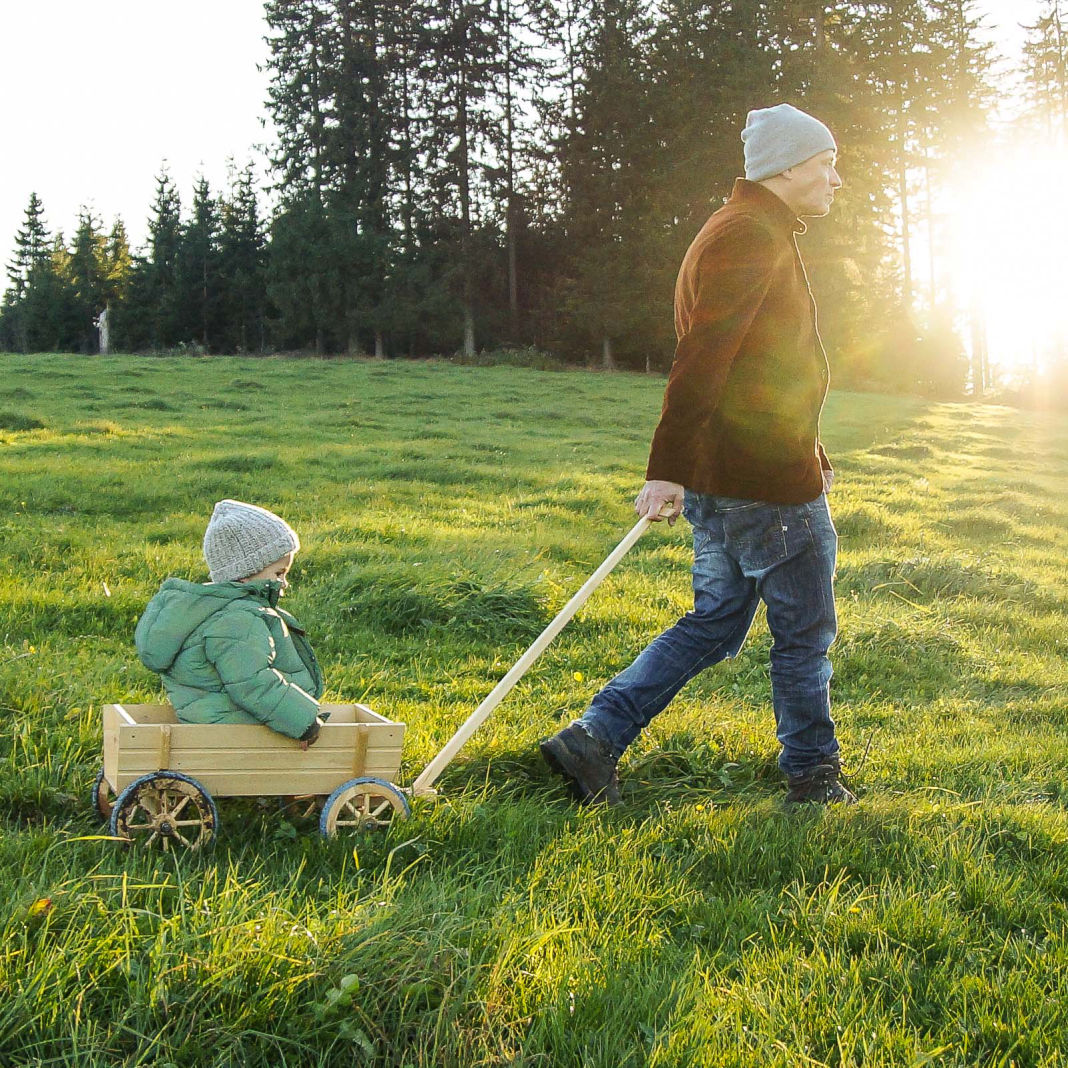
134, 578, 281, 672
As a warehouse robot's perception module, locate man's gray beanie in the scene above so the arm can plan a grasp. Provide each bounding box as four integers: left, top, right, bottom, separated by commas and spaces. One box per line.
742, 103, 837, 182
203, 499, 300, 583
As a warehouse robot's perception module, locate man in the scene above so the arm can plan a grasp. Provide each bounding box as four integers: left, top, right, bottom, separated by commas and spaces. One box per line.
541, 103, 854, 806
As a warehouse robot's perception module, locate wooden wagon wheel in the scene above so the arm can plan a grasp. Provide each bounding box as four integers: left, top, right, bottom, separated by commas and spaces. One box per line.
319, 777, 410, 837
92, 767, 116, 820
109, 771, 218, 851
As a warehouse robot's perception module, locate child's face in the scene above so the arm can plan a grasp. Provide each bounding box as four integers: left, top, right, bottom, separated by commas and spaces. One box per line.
241, 552, 295, 592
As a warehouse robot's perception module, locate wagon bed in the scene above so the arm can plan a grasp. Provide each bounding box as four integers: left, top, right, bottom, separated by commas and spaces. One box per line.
97, 702, 408, 848
102, 702, 404, 798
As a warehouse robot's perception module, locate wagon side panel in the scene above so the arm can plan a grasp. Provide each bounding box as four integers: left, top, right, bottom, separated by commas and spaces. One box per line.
112, 720, 403, 796
105, 703, 404, 797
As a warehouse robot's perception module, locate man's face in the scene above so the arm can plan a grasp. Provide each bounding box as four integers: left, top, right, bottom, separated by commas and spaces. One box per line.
783, 150, 842, 217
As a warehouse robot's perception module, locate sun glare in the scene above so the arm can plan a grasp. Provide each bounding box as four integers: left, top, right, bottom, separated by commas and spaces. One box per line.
946, 140, 1068, 383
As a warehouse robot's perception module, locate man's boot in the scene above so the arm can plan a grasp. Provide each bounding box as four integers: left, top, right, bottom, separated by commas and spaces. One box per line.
540, 722, 621, 806
784, 759, 857, 805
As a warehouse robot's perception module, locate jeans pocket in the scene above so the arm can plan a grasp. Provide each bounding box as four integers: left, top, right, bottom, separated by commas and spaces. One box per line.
721, 504, 788, 571
712, 495, 763, 512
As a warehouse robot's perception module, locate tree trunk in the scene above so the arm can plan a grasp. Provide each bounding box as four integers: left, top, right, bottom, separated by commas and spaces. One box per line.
201, 259, 209, 349
458, 10, 476, 359
924, 149, 936, 308
374, 330, 385, 358
969, 299, 988, 394
602, 335, 615, 369
501, 0, 519, 336
464, 308, 476, 358
898, 101, 913, 310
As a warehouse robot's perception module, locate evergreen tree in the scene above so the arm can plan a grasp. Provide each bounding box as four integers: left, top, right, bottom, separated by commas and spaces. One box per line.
328, 0, 397, 355
265, 0, 376, 352
178, 176, 222, 349
1022, 0, 1068, 141
143, 167, 184, 348
101, 219, 134, 353
119, 169, 183, 351
557, 0, 660, 368
422, 0, 509, 355
490, 0, 554, 339
268, 193, 339, 353
25, 234, 80, 352
218, 163, 268, 353
381, 6, 433, 355
264, 0, 333, 200
68, 209, 110, 352
6, 192, 52, 299
2, 192, 52, 351
104, 219, 134, 305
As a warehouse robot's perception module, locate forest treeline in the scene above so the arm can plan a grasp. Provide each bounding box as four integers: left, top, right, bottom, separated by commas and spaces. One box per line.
2, 0, 1066, 397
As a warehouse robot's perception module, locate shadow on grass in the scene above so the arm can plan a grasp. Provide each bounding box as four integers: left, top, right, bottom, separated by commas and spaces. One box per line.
429, 740, 788, 815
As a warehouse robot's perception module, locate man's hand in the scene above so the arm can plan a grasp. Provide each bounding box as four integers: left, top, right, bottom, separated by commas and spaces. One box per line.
635, 480, 685, 526
822, 468, 835, 494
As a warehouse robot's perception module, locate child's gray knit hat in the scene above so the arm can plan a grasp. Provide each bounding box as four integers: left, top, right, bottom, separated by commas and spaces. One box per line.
742, 103, 836, 182
203, 499, 300, 583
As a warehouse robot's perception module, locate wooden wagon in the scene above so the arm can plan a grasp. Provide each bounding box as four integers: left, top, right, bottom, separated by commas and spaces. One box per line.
94, 702, 407, 850
97, 511, 672, 851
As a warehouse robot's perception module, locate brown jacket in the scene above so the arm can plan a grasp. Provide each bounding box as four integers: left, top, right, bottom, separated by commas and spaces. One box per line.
646, 179, 831, 505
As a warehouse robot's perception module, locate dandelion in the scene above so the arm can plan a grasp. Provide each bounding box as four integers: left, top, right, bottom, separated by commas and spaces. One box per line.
27, 897, 53, 919
573, 671, 584, 683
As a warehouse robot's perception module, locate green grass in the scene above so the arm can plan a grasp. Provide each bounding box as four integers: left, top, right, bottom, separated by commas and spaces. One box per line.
1, 352, 1066, 1066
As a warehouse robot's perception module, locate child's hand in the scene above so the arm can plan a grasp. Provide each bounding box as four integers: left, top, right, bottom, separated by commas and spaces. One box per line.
299, 716, 324, 750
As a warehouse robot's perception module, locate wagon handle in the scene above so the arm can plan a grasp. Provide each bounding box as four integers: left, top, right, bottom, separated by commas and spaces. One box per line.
409, 505, 671, 797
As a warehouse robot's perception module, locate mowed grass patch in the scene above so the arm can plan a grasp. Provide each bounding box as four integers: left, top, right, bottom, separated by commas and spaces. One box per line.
0, 353, 1066, 1065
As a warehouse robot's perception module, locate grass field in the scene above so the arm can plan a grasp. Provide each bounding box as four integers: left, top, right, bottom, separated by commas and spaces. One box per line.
1, 352, 1066, 1067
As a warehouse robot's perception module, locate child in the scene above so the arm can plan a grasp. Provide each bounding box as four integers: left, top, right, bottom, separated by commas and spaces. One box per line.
135, 499, 325, 747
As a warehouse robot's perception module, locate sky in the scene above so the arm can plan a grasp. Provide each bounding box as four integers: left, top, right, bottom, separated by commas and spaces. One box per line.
0, 0, 274, 255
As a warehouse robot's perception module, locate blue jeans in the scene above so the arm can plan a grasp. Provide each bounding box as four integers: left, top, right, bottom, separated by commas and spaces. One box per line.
579, 490, 840, 777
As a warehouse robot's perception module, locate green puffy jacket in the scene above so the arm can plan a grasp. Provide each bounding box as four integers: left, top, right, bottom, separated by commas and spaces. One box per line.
134, 578, 323, 739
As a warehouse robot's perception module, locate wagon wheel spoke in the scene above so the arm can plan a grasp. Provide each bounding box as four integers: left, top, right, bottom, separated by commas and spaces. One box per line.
337, 800, 366, 824
170, 795, 191, 819
334, 797, 386, 828
172, 818, 207, 828
173, 830, 194, 849
124, 820, 156, 831
146, 831, 160, 848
